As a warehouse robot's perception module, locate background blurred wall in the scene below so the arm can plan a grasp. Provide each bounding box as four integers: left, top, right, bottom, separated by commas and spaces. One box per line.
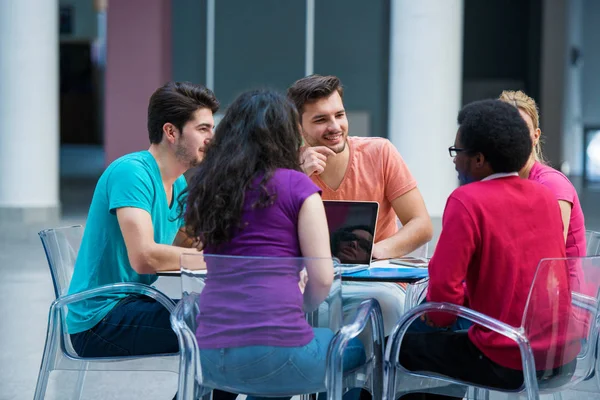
104, 0, 172, 164
582, 0, 600, 128
171, 0, 390, 139
59, 0, 97, 41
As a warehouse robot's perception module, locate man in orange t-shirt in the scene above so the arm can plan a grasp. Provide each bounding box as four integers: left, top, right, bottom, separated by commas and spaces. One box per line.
287, 74, 433, 334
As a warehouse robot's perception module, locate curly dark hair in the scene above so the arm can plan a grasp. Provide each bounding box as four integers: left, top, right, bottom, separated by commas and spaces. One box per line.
457, 99, 532, 173
287, 74, 344, 116
183, 90, 303, 247
147, 81, 219, 144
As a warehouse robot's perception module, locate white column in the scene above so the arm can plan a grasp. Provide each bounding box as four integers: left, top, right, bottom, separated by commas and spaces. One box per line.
206, 0, 215, 90
0, 0, 59, 222
388, 0, 464, 218
305, 0, 315, 76
561, 0, 584, 175
540, 0, 568, 168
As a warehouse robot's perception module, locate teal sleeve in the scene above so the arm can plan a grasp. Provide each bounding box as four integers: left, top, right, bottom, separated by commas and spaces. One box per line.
106, 160, 155, 215
174, 175, 188, 228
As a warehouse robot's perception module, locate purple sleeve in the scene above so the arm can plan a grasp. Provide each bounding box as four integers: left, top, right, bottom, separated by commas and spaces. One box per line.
535, 170, 576, 204
288, 170, 322, 216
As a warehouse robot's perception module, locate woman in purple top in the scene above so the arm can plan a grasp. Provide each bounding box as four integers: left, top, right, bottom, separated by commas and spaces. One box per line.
500, 90, 586, 259
183, 90, 365, 400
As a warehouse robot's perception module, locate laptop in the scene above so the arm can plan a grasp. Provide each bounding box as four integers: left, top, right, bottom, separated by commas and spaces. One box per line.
323, 200, 379, 273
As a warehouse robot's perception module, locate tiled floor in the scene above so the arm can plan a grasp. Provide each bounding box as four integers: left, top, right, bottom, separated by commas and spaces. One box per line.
1, 172, 600, 399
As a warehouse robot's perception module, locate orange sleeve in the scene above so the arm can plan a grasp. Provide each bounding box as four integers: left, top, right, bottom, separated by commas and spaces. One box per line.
382, 140, 417, 201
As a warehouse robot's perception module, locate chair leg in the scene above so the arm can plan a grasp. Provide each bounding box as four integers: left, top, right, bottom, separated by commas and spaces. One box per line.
195, 384, 212, 400
72, 362, 88, 399
33, 367, 51, 400
177, 330, 198, 400
471, 387, 489, 400
34, 308, 60, 400
552, 393, 563, 400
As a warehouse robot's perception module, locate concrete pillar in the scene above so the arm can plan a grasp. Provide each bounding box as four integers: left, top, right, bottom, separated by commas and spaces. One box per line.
104, 0, 172, 164
562, 0, 584, 175
388, 0, 464, 218
0, 0, 60, 223
540, 0, 569, 170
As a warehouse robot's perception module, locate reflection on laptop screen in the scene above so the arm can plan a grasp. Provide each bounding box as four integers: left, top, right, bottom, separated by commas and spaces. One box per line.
323, 201, 379, 266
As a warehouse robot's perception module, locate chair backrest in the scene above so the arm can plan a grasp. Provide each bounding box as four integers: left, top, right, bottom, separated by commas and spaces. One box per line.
38, 225, 84, 299
586, 230, 600, 256
177, 253, 342, 395
180, 253, 342, 332
521, 256, 600, 384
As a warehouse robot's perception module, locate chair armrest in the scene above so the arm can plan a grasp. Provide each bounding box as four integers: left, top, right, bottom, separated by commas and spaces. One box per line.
170, 293, 198, 334
385, 302, 538, 397
572, 291, 598, 314
170, 293, 203, 389
404, 277, 429, 313
339, 298, 385, 343
325, 299, 385, 400
53, 282, 176, 312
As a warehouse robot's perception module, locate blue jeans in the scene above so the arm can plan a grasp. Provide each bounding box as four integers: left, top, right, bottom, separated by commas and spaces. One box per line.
200, 327, 366, 400
408, 314, 473, 333
407, 297, 473, 334
70, 294, 179, 356
70, 295, 238, 400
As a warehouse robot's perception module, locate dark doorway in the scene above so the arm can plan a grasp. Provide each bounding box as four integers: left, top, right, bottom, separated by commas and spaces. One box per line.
462, 0, 542, 105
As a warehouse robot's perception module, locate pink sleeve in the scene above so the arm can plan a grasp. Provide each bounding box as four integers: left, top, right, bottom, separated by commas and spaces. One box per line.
426, 195, 478, 326
535, 171, 576, 204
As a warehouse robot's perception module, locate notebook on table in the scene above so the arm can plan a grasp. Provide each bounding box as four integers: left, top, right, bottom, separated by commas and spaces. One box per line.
323, 200, 379, 273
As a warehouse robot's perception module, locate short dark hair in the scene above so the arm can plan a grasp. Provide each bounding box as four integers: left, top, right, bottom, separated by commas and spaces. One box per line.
147, 81, 219, 144
457, 99, 532, 173
287, 74, 343, 115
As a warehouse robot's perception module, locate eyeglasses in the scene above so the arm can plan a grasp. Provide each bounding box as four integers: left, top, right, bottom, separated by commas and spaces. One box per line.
448, 146, 469, 157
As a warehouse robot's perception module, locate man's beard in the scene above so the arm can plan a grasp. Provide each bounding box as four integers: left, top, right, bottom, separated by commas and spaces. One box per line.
330, 139, 347, 154
457, 172, 474, 186
175, 143, 200, 170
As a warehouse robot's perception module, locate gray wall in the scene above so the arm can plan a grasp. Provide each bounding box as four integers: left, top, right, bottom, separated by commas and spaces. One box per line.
214, 0, 305, 106
314, 0, 390, 138
172, 0, 207, 86
59, 0, 97, 41
171, 0, 390, 138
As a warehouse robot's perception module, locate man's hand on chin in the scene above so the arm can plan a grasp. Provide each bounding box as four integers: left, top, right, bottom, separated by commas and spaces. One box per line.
300, 145, 336, 176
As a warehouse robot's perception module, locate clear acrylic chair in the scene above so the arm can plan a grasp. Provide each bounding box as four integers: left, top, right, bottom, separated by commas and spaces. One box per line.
384, 256, 600, 400
172, 253, 385, 400
403, 231, 600, 316
586, 230, 600, 256
403, 277, 429, 314
35, 225, 179, 400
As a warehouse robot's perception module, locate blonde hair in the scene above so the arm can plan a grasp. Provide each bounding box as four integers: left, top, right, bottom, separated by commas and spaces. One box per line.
498, 90, 546, 164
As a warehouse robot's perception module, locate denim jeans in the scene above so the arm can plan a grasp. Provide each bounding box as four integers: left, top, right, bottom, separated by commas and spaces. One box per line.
407, 314, 473, 333
407, 297, 473, 334
70, 294, 238, 400
200, 327, 366, 400
70, 294, 179, 357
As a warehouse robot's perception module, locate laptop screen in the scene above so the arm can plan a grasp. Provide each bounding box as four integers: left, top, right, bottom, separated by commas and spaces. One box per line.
323, 201, 379, 265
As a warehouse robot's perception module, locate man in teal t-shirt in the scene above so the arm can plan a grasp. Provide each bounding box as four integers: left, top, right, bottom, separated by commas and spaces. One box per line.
68, 82, 219, 359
